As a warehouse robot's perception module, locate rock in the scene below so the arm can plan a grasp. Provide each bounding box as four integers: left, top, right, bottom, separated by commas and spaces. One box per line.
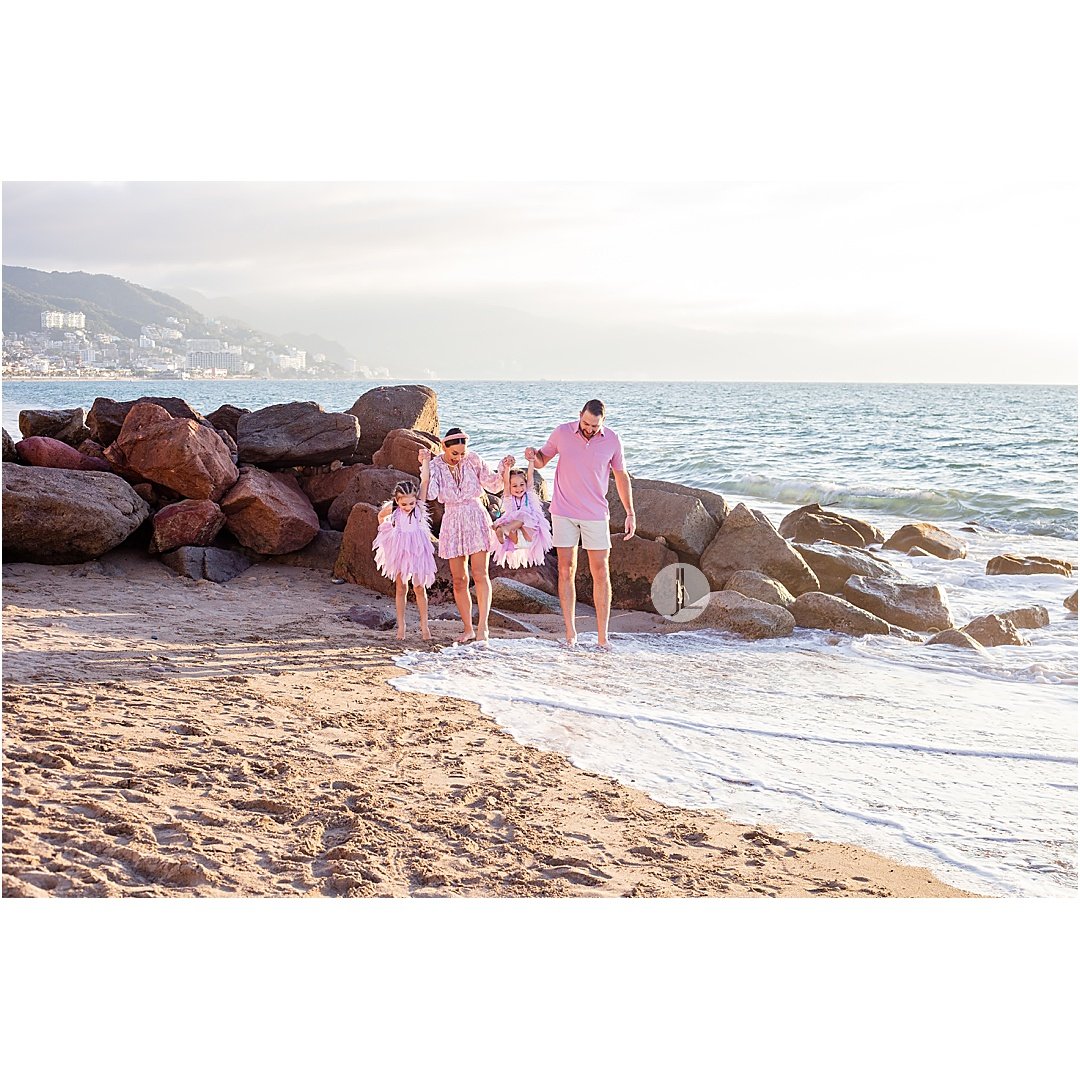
2, 463, 150, 564
699, 503, 819, 596
87, 396, 206, 446
609, 484, 718, 558
270, 529, 343, 570
883, 523, 967, 560
77, 439, 108, 462
372, 428, 442, 476
986, 554, 1074, 577
2, 428, 17, 462
18, 408, 90, 446
925, 629, 988, 653
235, 401, 361, 467
575, 535, 679, 612
216, 427, 239, 464
608, 476, 728, 535
347, 384, 440, 461
489, 578, 563, 615
907, 546, 934, 557
793, 540, 901, 595
15, 436, 112, 472
333, 502, 395, 597
327, 467, 416, 530
345, 605, 397, 630
296, 464, 369, 516
1065, 590, 1078, 612
789, 592, 892, 636
778, 503, 884, 546
103, 403, 239, 501
149, 499, 227, 554
994, 605, 1050, 630
204, 404, 249, 441
792, 512, 867, 549
488, 610, 544, 633
840, 576, 954, 633
160, 546, 253, 583
960, 614, 1029, 647
220, 467, 320, 555
489, 555, 559, 597
724, 570, 795, 608
688, 590, 795, 638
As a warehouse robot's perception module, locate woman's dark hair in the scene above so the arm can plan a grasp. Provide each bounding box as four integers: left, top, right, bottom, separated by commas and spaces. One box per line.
582, 399, 606, 418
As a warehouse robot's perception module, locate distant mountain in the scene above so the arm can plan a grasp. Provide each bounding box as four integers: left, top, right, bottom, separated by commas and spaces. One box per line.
3, 266, 207, 338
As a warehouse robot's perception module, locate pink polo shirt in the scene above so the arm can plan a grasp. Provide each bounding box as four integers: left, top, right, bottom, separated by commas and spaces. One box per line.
539, 421, 626, 520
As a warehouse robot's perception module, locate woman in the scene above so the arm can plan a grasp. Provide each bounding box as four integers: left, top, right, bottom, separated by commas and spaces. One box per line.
420, 428, 511, 643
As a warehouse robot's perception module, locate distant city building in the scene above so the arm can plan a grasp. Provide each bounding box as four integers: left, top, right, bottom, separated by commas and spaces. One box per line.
41, 310, 85, 329
78, 348, 98, 366
277, 352, 307, 371
186, 342, 244, 373
139, 335, 156, 349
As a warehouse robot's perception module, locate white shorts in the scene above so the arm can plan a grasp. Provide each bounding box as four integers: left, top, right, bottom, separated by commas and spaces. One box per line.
551, 515, 611, 551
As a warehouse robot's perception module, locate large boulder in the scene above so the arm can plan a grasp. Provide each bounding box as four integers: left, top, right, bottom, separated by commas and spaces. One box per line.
607, 484, 718, 558
235, 401, 361, 467
347, 385, 439, 461
333, 502, 395, 596
841, 576, 954, 633
699, 503, 819, 596
489, 578, 564, 615
220, 467, 320, 555
204, 404, 249, 441
2, 463, 149, 564
327, 467, 416, 530
925, 629, 988, 653
960, 614, 1029, 647
789, 592, 892, 636
372, 428, 441, 476
689, 591, 795, 639
160, 546, 253, 584
575, 535, 678, 612
87, 396, 205, 446
296, 464, 370, 516
2, 429, 17, 462
995, 605, 1050, 630
149, 499, 227, 554
724, 570, 795, 608
489, 554, 559, 597
608, 476, 728, 533
986, 554, 1074, 577
883, 523, 967, 560
104, 403, 239, 501
18, 407, 90, 446
792, 512, 867, 549
269, 529, 344, 570
15, 436, 112, 472
793, 540, 900, 596
779, 503, 884, 546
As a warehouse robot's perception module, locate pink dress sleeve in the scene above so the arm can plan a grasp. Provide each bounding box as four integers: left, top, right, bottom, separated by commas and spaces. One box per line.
426, 459, 443, 502
471, 452, 504, 494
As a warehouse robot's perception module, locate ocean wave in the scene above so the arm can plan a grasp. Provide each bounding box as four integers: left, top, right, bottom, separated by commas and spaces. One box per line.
710, 474, 1078, 540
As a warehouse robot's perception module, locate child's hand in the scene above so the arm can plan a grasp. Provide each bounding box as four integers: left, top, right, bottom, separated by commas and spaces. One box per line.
524, 447, 536, 463
418, 448, 431, 465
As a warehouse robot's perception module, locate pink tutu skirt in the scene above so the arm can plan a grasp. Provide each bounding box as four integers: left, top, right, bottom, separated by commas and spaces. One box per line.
373, 507, 437, 587
492, 499, 553, 569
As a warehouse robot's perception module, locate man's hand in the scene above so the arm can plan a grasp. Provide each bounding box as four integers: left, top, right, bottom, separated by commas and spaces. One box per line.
623, 509, 637, 540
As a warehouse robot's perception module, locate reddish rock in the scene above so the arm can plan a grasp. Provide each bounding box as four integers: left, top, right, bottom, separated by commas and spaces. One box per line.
347, 385, 439, 461
160, 546, 253, 583
995, 605, 1050, 630
235, 401, 361, 466
220, 467, 319, 555
2, 428, 16, 462
926, 629, 988, 652
327, 467, 416, 530
687, 591, 795, 639
779, 504, 884, 546
489, 553, 559, 596
789, 592, 892, 636
18, 408, 90, 446
841, 576, 954, 633
16, 436, 112, 472
700, 503, 819, 596
883, 523, 967, 560
792, 512, 867, 549
204, 404, 249, 441
794, 541, 900, 595
333, 502, 395, 597
986, 554, 1074, 577
104, 403, 239, 501
87, 396, 206, 446
1065, 590, 1078, 613
607, 476, 728, 538
960, 614, 1029, 647
372, 428, 442, 476
149, 499, 227, 554
725, 570, 795, 608
2, 463, 149, 564
574, 534, 678, 612
297, 464, 370, 516
77, 439, 108, 462
270, 529, 343, 570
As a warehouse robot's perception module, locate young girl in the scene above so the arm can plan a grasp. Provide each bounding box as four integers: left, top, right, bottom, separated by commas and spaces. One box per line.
492, 456, 553, 570
419, 428, 511, 644
373, 478, 437, 641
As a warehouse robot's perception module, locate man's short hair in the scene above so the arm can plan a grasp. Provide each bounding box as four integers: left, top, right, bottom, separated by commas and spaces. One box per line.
581, 399, 606, 418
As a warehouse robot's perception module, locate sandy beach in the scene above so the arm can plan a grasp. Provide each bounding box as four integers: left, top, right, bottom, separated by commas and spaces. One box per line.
1, 551, 972, 899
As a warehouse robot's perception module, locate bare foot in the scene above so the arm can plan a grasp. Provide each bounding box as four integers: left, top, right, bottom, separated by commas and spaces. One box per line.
562, 635, 578, 650
454, 629, 476, 644
421, 626, 432, 641
395, 628, 406, 641
596, 641, 613, 652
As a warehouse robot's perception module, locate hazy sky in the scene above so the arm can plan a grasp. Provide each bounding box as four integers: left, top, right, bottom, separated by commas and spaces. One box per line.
3, 181, 1075, 382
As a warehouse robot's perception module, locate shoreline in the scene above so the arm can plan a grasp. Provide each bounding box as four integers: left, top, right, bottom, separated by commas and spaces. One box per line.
2, 553, 973, 898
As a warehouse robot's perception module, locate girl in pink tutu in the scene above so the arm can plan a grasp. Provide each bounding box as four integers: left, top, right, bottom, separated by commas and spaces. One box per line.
492, 456, 553, 570
373, 478, 437, 641
419, 428, 511, 644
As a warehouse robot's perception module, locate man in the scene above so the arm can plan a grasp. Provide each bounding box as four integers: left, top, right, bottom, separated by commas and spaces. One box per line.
525, 399, 635, 650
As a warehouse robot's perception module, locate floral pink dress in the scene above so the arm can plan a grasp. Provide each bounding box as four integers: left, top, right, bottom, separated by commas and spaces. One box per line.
372, 502, 437, 587
426, 451, 503, 559
493, 489, 554, 569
